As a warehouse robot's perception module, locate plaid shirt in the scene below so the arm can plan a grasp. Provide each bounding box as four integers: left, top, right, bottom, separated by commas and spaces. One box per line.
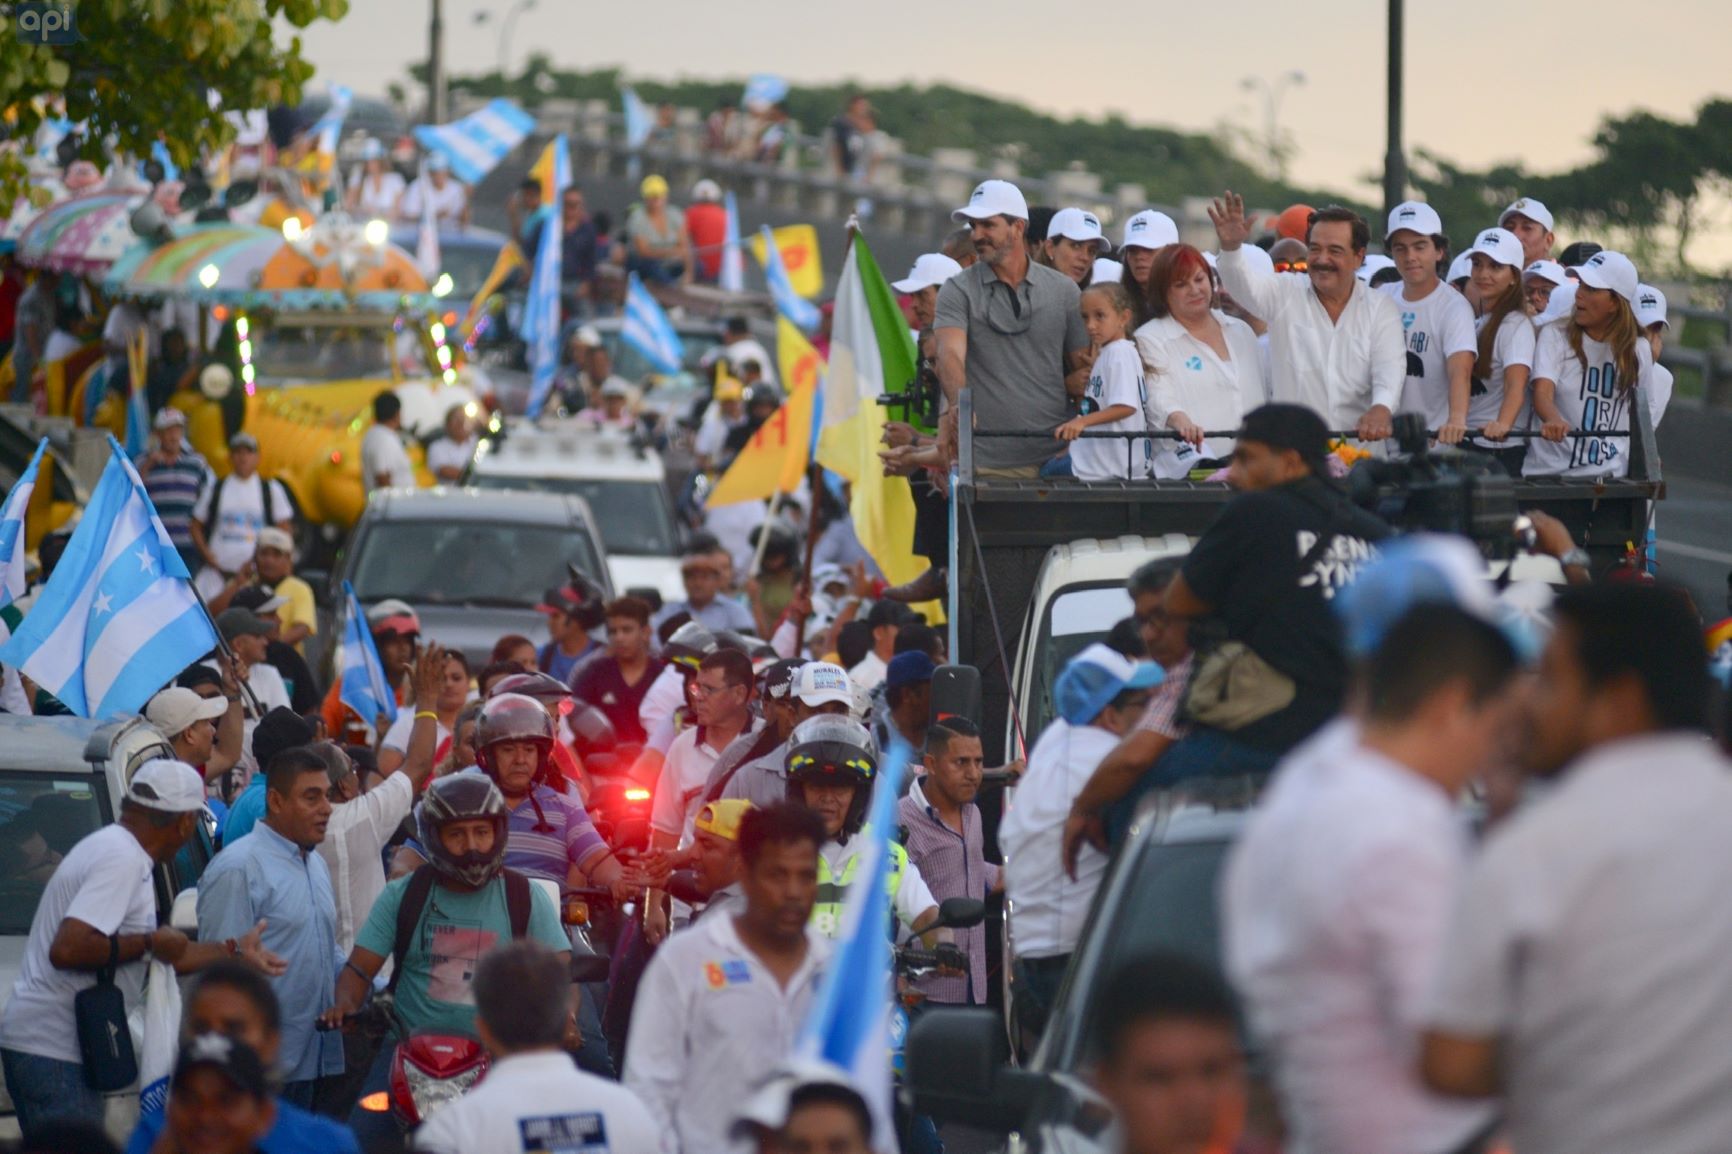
1136, 651, 1195, 739
897, 778, 999, 1004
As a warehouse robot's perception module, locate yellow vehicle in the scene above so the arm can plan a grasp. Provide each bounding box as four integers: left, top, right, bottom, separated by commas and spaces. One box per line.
165, 307, 481, 547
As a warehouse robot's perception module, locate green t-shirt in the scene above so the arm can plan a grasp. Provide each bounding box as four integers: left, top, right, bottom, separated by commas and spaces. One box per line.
355, 874, 569, 1036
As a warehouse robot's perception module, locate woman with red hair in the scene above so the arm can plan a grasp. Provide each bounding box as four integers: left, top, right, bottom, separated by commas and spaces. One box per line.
1135, 244, 1268, 479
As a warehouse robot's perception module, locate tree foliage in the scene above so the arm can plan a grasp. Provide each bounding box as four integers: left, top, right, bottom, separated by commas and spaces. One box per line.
0, 0, 349, 199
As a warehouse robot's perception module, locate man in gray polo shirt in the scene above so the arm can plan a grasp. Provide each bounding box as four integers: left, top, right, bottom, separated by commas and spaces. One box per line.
936, 180, 1091, 476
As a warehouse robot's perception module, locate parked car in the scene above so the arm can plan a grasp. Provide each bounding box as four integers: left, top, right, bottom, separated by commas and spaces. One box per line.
322, 487, 613, 671
0, 715, 215, 1136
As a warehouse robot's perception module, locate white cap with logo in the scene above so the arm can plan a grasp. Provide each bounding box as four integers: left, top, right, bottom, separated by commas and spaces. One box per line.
1121, 209, 1179, 251
1091, 258, 1124, 284
1522, 259, 1570, 288
1500, 197, 1555, 233
1385, 200, 1443, 239
891, 253, 965, 295
125, 758, 207, 813
791, 662, 853, 708
1446, 252, 1474, 283
1635, 283, 1669, 329
1047, 207, 1111, 252
1573, 251, 1640, 303
145, 686, 229, 739
1468, 228, 1525, 270
1356, 254, 1396, 284
951, 179, 1029, 224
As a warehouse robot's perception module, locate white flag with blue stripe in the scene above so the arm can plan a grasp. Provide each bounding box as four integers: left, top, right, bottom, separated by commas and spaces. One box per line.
759, 226, 822, 334
621, 86, 652, 151
0, 438, 47, 610
523, 135, 572, 419
621, 272, 685, 376
312, 86, 352, 154
412, 98, 536, 186
795, 733, 913, 1147
720, 191, 745, 293
338, 581, 399, 733
0, 438, 217, 718
743, 74, 790, 111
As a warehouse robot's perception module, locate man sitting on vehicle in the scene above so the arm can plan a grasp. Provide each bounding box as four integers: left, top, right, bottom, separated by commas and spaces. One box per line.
322, 774, 570, 1148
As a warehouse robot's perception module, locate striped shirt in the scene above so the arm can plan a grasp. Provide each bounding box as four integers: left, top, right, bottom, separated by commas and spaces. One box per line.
452, 771, 609, 883
897, 778, 998, 1004
135, 446, 211, 548
1136, 651, 1195, 739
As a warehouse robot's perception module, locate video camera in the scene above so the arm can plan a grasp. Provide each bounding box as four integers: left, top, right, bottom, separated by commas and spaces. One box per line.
1347, 413, 1518, 548
877, 358, 942, 435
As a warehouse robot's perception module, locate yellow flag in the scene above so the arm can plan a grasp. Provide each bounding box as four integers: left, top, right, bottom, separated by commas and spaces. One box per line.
749, 225, 823, 299
706, 319, 822, 507
528, 140, 560, 203
459, 241, 527, 339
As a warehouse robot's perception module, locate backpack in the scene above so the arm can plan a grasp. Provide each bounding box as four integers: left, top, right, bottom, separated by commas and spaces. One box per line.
386, 865, 532, 994
201, 473, 281, 540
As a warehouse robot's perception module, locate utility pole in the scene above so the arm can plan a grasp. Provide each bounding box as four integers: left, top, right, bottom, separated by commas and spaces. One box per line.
1242, 71, 1306, 185
427, 0, 446, 125
1383, 0, 1406, 221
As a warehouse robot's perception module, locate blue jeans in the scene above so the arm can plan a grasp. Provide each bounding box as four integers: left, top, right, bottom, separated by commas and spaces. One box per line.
1105, 728, 1284, 847
1, 1048, 105, 1140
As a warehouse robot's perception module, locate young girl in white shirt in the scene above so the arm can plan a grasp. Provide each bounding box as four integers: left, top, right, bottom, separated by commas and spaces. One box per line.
1464, 228, 1536, 474
1059, 281, 1149, 481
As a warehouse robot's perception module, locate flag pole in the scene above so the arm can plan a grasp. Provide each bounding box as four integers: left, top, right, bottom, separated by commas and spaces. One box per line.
791, 463, 824, 646
187, 579, 265, 718
749, 490, 784, 579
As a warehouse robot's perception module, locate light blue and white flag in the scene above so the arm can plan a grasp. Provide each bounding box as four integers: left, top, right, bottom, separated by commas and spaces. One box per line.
311, 85, 353, 153
621, 86, 653, 151
720, 190, 745, 293
759, 225, 822, 334
338, 581, 399, 734
0, 438, 47, 610
621, 272, 685, 376
0, 438, 216, 718
522, 135, 572, 419
412, 98, 536, 186
743, 74, 789, 112
795, 734, 913, 1146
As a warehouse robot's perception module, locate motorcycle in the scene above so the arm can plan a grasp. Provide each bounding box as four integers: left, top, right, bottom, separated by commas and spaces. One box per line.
893, 898, 986, 1154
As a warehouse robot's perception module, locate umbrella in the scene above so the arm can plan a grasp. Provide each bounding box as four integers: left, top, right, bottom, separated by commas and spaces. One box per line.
0, 179, 65, 254
104, 224, 279, 299
15, 193, 144, 273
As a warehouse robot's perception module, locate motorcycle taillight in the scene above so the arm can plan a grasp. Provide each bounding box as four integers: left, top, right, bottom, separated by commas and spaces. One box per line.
389, 1034, 489, 1124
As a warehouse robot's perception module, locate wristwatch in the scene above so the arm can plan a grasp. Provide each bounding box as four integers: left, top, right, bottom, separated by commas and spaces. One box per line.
1558, 547, 1591, 571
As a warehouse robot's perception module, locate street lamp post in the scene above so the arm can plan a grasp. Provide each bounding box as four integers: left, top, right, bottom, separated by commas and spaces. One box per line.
1384, 0, 1407, 224
474, 0, 537, 77
427, 0, 446, 125
1241, 71, 1306, 185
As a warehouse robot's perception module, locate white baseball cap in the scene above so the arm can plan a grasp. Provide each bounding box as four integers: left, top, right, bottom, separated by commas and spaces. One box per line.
1047, 207, 1111, 252
1635, 283, 1669, 329
1500, 197, 1555, 233
1534, 280, 1577, 328
1468, 228, 1525, 270
791, 661, 852, 708
1385, 200, 1443, 240
1121, 209, 1179, 251
1091, 258, 1124, 285
125, 758, 207, 813
255, 526, 294, 554
891, 253, 964, 294
951, 179, 1028, 224
1356, 254, 1396, 284
1572, 250, 1639, 303
153, 407, 187, 431
1522, 259, 1570, 288
1446, 252, 1474, 283
145, 686, 229, 738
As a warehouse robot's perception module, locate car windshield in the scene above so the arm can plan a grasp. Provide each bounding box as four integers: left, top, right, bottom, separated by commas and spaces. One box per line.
439, 245, 504, 301
0, 773, 109, 935
249, 321, 428, 385
1029, 583, 1134, 736
468, 475, 679, 556
349, 520, 604, 608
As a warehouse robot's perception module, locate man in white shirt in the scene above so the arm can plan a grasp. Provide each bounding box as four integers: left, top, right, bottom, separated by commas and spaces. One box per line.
214, 608, 293, 716
1000, 644, 1160, 1025
847, 600, 910, 694
699, 316, 778, 388
397, 153, 468, 228
1225, 605, 1519, 1154
1423, 585, 1732, 1154
1498, 196, 1555, 267
625, 804, 831, 1154
424, 403, 474, 483
1378, 202, 1476, 442
190, 432, 293, 599
1210, 191, 1406, 439
416, 941, 657, 1154
360, 390, 416, 492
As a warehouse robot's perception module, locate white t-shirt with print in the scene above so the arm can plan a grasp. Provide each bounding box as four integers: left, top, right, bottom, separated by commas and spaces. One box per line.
1468, 311, 1537, 445
1070, 339, 1148, 482
1523, 325, 1653, 479
192, 472, 292, 573
1380, 281, 1477, 430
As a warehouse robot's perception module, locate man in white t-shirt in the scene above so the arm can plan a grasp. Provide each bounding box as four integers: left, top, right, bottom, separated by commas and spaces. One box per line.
397, 153, 468, 228
699, 317, 778, 388
214, 608, 293, 717
1225, 605, 1517, 1154
424, 403, 475, 483
1379, 202, 1476, 442
0, 760, 281, 1139
190, 432, 293, 599
416, 941, 657, 1154
360, 390, 416, 492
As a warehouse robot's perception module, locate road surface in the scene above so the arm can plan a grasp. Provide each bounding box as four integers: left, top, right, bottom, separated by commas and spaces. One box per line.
1658, 474, 1731, 620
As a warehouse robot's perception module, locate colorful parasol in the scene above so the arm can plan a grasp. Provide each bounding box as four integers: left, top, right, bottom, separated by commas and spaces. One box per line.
0, 179, 66, 254
15, 193, 143, 273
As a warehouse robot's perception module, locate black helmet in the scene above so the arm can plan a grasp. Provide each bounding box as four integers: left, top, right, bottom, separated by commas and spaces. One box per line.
416, 775, 509, 888
785, 716, 877, 839
488, 671, 573, 706
475, 692, 555, 788
664, 621, 718, 672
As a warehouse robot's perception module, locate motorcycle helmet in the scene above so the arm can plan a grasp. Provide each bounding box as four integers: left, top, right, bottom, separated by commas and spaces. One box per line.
475, 692, 556, 787
416, 774, 510, 888
664, 621, 719, 673
785, 716, 877, 840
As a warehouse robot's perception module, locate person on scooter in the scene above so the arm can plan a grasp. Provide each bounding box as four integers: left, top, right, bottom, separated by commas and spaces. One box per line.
321, 775, 570, 1150
487, 671, 588, 794
783, 716, 941, 940
688, 799, 754, 921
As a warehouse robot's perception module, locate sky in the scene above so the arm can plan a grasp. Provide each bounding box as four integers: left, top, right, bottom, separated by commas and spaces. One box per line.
293, 0, 1732, 259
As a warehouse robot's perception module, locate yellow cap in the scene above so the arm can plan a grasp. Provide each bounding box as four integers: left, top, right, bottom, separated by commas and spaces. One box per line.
640, 174, 669, 200
714, 375, 744, 403
694, 799, 754, 842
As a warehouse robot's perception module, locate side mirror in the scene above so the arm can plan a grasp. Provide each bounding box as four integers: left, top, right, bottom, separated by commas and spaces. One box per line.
906, 1008, 1048, 1131
935, 896, 986, 930
170, 889, 199, 936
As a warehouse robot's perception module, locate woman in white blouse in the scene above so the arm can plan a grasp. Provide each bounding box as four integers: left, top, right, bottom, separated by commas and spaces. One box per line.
1134, 243, 1269, 479
346, 139, 405, 220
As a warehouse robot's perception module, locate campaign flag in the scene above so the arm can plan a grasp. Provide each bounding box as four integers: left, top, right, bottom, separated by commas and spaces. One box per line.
795, 733, 917, 1148
757, 226, 822, 334
0, 438, 216, 717
621, 272, 685, 376
750, 225, 823, 299
522, 135, 572, 419
311, 85, 352, 185
338, 581, 399, 733
412, 98, 536, 186
706, 319, 823, 507
0, 437, 47, 610
742, 74, 789, 112
459, 240, 527, 340
719, 190, 745, 294
621, 86, 653, 151
816, 236, 928, 587
415, 159, 442, 281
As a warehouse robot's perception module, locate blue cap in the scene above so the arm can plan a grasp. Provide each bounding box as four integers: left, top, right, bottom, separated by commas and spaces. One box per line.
1332, 535, 1500, 658
1054, 643, 1163, 726
886, 651, 937, 691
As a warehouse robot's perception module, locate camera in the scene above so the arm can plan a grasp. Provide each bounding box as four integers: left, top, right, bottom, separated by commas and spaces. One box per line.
876, 359, 941, 434
1347, 413, 1518, 546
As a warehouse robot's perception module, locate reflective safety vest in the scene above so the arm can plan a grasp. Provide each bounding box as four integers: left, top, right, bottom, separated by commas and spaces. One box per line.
812, 835, 909, 939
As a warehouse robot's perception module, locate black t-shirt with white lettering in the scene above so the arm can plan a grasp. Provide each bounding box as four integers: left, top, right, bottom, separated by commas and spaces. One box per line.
1182, 477, 1389, 750
570, 655, 665, 746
